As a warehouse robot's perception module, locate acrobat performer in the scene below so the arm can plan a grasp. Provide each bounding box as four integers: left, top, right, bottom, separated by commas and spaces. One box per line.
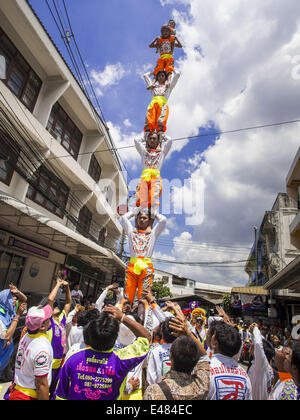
121, 207, 166, 305
149, 24, 182, 81
143, 68, 180, 133
134, 131, 172, 227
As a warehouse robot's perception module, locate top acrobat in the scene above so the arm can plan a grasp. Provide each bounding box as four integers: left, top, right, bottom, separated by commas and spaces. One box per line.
149, 23, 182, 82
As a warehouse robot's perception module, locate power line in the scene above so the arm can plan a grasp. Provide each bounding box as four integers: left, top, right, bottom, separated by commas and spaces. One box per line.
156, 237, 251, 251
42, 117, 300, 162
44, 0, 134, 183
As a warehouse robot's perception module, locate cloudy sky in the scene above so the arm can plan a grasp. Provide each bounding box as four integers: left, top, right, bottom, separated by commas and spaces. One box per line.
30, 0, 300, 287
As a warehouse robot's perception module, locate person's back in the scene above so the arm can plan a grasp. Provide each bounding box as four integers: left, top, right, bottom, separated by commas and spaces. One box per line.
206, 321, 252, 400
55, 312, 150, 400
144, 335, 210, 400
146, 319, 175, 385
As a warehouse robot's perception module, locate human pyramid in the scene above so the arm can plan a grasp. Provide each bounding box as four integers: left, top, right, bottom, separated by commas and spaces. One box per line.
121, 20, 182, 308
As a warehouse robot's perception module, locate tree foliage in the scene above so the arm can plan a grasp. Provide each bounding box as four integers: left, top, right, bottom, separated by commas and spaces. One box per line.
222, 292, 231, 314
151, 277, 172, 300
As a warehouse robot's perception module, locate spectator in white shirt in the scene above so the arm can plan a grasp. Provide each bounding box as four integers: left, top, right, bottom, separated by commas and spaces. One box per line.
247, 323, 275, 400
206, 320, 252, 400
146, 318, 176, 386
9, 305, 53, 400
71, 284, 83, 304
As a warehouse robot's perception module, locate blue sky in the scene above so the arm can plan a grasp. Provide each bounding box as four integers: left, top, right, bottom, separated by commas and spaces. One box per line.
28, 0, 300, 286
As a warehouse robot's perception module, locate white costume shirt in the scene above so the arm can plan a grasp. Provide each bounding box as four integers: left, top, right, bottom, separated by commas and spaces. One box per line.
146, 342, 172, 386
134, 135, 172, 172
121, 210, 166, 258
247, 326, 274, 400
14, 333, 53, 390
207, 353, 252, 400
143, 69, 180, 101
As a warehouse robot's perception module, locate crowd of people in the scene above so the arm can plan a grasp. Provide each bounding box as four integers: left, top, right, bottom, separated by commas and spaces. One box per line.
0, 276, 300, 401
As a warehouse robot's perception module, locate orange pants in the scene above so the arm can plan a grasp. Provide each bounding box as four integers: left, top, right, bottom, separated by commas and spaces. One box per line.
136, 176, 162, 215
124, 262, 154, 304
154, 56, 174, 75
144, 102, 169, 133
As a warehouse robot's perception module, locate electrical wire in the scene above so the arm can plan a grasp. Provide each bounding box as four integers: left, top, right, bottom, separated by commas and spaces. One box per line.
42, 117, 300, 161
45, 0, 134, 184
0, 96, 121, 253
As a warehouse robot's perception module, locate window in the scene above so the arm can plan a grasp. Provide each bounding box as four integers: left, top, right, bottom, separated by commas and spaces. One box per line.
98, 227, 107, 246
0, 133, 19, 186
172, 276, 187, 287
88, 154, 102, 183
0, 252, 25, 290
27, 166, 69, 218
0, 28, 42, 112
77, 205, 92, 236
46, 102, 82, 160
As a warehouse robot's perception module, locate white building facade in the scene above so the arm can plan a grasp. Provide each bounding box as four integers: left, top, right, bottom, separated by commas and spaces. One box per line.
0, 0, 128, 298
153, 269, 196, 297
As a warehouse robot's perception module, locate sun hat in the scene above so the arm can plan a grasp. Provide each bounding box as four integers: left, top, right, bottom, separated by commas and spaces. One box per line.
25, 305, 52, 331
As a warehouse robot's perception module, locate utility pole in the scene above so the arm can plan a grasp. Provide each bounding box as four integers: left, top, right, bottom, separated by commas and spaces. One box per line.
118, 193, 133, 259
254, 226, 258, 286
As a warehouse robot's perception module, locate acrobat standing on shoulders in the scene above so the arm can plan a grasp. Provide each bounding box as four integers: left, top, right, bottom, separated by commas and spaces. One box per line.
149, 23, 182, 83
143, 68, 180, 134
121, 206, 166, 306
134, 131, 172, 231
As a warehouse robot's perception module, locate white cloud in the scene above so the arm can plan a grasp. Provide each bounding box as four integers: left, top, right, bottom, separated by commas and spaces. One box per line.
151, 0, 300, 285
90, 62, 127, 96
154, 231, 249, 286
123, 119, 132, 127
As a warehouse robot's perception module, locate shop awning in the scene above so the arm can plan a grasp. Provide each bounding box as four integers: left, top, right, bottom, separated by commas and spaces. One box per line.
263, 255, 300, 293
231, 286, 268, 296
159, 294, 219, 308
0, 191, 126, 274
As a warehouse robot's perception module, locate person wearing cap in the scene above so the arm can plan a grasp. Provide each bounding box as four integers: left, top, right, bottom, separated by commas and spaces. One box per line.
9, 304, 53, 400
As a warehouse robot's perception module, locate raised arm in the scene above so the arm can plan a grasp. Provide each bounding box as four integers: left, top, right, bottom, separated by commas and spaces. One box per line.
121, 210, 134, 235
169, 68, 181, 93
143, 72, 154, 89
249, 323, 270, 371
63, 283, 72, 317
3, 302, 27, 345
174, 36, 183, 48
161, 135, 172, 159
103, 305, 151, 342
47, 277, 64, 308
134, 136, 145, 158
168, 316, 207, 356
149, 37, 160, 49
151, 213, 167, 239
9, 284, 27, 303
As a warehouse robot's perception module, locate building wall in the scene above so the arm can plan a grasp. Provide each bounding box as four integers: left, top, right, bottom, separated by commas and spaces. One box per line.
0, 0, 127, 294
0, 229, 65, 293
